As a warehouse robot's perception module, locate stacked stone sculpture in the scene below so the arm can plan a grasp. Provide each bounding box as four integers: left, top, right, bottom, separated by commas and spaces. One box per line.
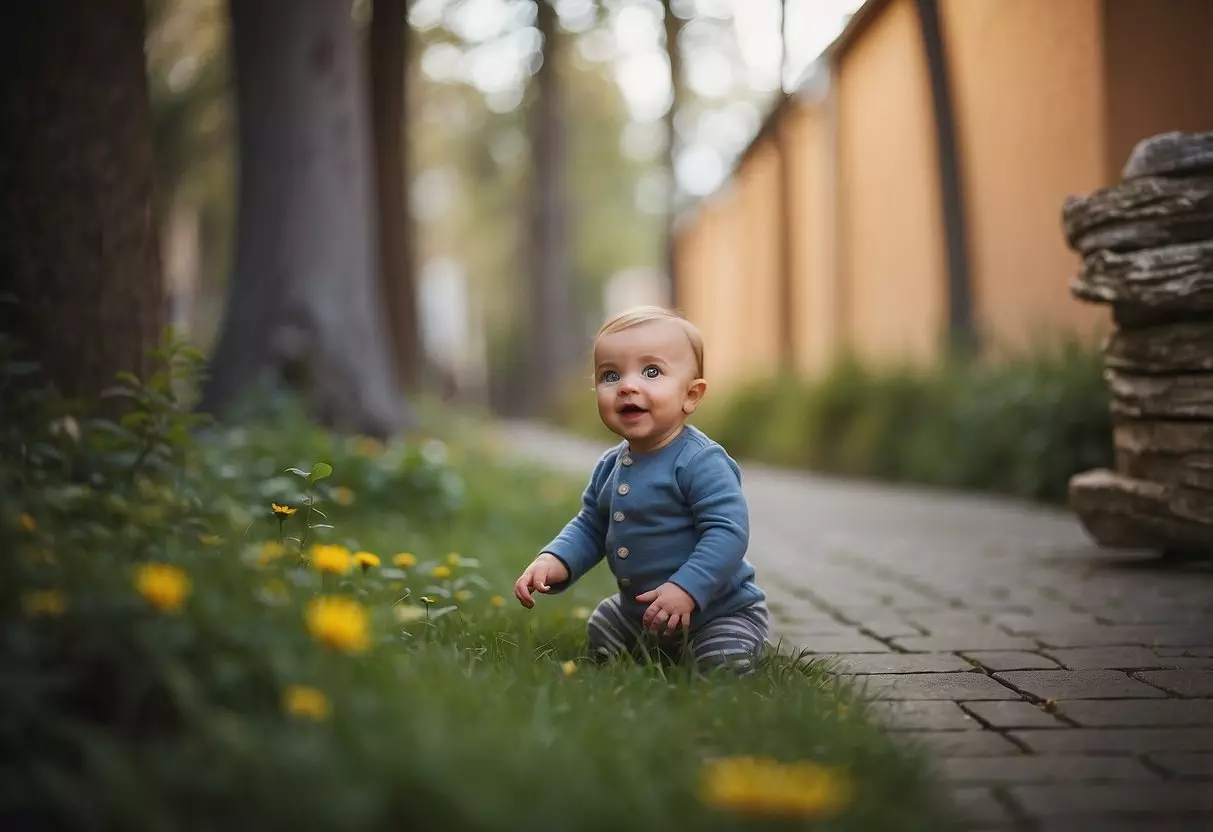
1064, 131, 1213, 556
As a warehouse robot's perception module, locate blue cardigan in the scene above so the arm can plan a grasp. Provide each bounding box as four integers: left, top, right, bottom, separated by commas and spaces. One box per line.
541, 426, 765, 629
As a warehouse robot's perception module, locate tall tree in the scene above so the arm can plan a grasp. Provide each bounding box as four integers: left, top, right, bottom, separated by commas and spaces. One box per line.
0, 1, 164, 398
661, 0, 686, 305
523, 0, 575, 413
369, 0, 424, 391
201, 0, 411, 438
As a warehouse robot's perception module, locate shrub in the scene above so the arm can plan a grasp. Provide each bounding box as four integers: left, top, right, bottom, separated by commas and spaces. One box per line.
683, 337, 1112, 505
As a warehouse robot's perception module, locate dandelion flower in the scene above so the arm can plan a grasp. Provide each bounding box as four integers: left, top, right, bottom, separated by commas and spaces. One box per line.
395, 605, 425, 623
22, 589, 64, 617
333, 486, 355, 507
354, 551, 380, 570
561, 660, 578, 677
445, 552, 461, 567
135, 563, 191, 613
490, 595, 505, 608
271, 503, 297, 518
454, 589, 471, 602
283, 685, 331, 721
392, 552, 417, 568
431, 565, 451, 580
18, 513, 36, 533
698, 756, 851, 819
305, 596, 370, 654
310, 544, 351, 575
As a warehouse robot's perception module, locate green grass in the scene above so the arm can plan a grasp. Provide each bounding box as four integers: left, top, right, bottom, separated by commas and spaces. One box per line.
0, 348, 959, 831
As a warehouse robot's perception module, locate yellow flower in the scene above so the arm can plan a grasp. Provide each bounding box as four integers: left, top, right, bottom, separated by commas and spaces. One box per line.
271, 503, 297, 518
134, 563, 191, 613
283, 685, 331, 721
395, 605, 426, 623
431, 565, 452, 580
305, 596, 370, 654
420, 596, 436, 605
258, 541, 286, 564
198, 533, 223, 547
698, 756, 851, 819
561, 660, 578, 677
333, 486, 355, 506
571, 606, 591, 620
22, 589, 64, 617
354, 551, 380, 570
18, 513, 36, 533
445, 552, 461, 567
490, 595, 505, 608
310, 544, 351, 575
454, 589, 472, 602
393, 552, 417, 568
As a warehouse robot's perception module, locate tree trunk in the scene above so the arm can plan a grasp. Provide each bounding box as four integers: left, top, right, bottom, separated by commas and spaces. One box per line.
202, 0, 410, 438
524, 0, 574, 414
369, 0, 423, 392
662, 0, 684, 307
0, 1, 163, 399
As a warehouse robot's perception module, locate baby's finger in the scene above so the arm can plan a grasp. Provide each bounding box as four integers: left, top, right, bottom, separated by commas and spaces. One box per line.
642, 603, 660, 629
514, 573, 534, 608
664, 613, 681, 635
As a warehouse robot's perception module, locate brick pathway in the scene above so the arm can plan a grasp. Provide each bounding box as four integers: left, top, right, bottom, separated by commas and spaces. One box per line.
493, 422, 1213, 831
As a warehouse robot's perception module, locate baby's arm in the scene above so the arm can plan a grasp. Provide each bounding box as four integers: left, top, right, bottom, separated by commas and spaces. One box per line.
513, 449, 615, 606
665, 445, 750, 612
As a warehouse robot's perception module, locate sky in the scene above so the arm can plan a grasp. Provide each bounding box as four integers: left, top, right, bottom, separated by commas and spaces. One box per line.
413, 0, 866, 198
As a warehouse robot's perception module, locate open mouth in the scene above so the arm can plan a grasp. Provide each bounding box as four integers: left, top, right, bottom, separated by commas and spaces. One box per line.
618, 403, 648, 416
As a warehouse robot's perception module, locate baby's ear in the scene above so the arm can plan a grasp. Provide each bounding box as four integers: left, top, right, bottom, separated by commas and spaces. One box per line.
683, 378, 708, 414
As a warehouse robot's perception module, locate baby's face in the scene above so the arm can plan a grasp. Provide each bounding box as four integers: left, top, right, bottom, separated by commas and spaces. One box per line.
593, 320, 704, 452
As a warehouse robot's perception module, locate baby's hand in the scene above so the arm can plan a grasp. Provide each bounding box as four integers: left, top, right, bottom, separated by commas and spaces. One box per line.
636, 583, 695, 635
513, 553, 570, 609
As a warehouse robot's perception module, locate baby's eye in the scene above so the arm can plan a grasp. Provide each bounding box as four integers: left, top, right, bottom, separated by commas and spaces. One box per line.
600, 370, 621, 383
643, 366, 661, 379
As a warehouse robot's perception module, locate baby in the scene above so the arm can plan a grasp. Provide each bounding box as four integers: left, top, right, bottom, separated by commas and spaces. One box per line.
512, 306, 769, 671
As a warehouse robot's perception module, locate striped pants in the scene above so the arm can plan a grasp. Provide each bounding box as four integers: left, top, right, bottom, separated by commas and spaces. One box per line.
586, 594, 770, 672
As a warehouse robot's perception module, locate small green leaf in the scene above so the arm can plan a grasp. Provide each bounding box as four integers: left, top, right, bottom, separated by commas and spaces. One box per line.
309, 523, 334, 531
309, 462, 333, 482
285, 467, 309, 479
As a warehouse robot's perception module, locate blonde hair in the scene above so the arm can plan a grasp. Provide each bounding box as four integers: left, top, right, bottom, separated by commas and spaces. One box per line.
594, 306, 705, 378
